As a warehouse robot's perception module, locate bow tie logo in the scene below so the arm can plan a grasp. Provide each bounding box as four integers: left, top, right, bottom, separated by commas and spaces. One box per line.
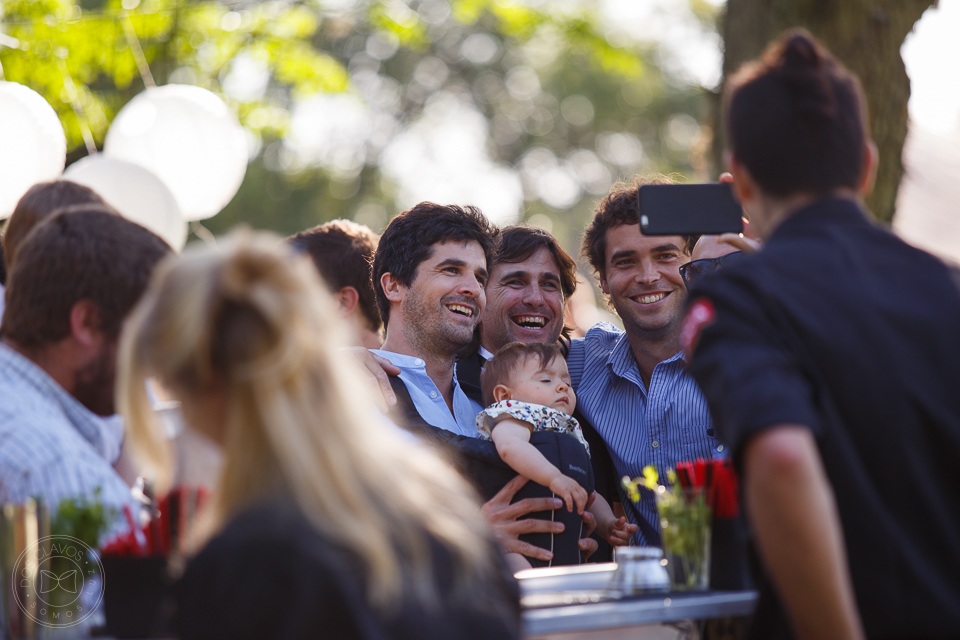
39, 570, 77, 594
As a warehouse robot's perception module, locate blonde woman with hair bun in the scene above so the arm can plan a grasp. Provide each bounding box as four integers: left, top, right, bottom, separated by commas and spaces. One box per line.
117, 231, 520, 640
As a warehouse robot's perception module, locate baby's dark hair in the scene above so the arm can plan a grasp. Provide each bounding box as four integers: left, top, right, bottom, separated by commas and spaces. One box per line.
480, 341, 564, 407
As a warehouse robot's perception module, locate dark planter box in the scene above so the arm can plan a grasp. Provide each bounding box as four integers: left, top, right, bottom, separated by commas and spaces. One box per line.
709, 516, 753, 591
100, 556, 174, 638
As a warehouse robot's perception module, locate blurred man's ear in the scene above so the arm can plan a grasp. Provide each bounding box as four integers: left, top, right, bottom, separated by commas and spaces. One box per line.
69, 300, 103, 349
337, 286, 360, 318
859, 140, 879, 197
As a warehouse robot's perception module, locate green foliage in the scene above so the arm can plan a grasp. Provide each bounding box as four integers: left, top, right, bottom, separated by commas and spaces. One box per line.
450, 0, 641, 77
206, 150, 390, 237
0, 0, 349, 148
657, 488, 711, 590
369, 0, 429, 49
50, 487, 114, 550
1, 0, 715, 261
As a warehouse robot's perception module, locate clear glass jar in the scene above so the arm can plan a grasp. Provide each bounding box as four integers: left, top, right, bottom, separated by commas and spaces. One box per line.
609, 546, 670, 595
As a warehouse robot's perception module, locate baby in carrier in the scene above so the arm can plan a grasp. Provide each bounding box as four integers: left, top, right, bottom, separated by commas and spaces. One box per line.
478, 342, 637, 569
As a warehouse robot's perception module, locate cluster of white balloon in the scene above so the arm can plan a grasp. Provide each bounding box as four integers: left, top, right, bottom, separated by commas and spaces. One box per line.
0, 82, 247, 251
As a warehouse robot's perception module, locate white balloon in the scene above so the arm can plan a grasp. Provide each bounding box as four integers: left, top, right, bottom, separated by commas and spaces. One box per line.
0, 82, 67, 219
63, 156, 188, 251
104, 84, 247, 221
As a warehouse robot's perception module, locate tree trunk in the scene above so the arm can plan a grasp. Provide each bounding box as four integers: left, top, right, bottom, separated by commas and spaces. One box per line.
718, 0, 936, 223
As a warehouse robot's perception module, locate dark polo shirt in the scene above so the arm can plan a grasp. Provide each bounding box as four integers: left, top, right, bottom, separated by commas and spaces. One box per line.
689, 198, 960, 639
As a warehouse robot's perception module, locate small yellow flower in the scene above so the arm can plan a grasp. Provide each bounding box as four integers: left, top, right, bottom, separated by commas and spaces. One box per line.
621, 476, 641, 503
641, 465, 659, 490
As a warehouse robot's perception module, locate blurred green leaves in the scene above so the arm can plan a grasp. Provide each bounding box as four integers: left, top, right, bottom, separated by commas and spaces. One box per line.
370, 0, 429, 49
450, 0, 642, 78
1, 0, 713, 256
51, 487, 112, 549
0, 0, 349, 148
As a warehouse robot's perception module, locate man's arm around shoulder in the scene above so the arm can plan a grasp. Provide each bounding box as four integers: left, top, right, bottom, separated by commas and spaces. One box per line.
744, 425, 864, 640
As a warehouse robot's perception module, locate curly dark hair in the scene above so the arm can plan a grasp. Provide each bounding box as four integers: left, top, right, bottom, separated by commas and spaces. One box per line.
372, 202, 498, 326
581, 174, 697, 280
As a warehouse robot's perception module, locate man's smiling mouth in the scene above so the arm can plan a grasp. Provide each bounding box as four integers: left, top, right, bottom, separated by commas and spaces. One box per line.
446, 303, 475, 317
512, 315, 547, 329
634, 292, 668, 305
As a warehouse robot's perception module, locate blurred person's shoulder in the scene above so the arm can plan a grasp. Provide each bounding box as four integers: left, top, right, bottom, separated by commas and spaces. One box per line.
180, 499, 521, 640
178, 500, 377, 640
181, 500, 365, 607
0, 351, 60, 416
196, 499, 331, 561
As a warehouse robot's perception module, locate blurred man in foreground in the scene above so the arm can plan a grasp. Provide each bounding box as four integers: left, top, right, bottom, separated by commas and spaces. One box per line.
3, 180, 107, 272
688, 30, 960, 639
0, 207, 170, 531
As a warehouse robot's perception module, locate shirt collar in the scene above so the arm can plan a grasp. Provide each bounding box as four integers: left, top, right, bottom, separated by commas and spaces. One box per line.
371, 348, 471, 389
606, 333, 686, 382
477, 345, 495, 361
370, 349, 427, 370
606, 331, 635, 376
0, 342, 110, 459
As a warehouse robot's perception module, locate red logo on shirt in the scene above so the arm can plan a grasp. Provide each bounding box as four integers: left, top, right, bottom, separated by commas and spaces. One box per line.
681, 298, 716, 361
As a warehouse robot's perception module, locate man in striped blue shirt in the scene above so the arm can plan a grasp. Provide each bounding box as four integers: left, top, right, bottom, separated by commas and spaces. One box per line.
0, 207, 170, 537
568, 175, 722, 545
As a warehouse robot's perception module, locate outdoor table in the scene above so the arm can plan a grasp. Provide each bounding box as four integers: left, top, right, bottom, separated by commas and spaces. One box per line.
522, 589, 757, 639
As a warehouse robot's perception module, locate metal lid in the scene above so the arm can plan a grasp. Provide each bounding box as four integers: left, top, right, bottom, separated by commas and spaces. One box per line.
614, 546, 663, 561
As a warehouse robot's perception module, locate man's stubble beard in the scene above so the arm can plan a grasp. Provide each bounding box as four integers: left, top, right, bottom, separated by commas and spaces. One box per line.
404, 287, 477, 360
73, 340, 118, 417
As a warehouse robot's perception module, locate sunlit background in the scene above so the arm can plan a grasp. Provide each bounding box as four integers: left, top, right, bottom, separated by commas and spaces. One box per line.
1, 0, 958, 266
894, 0, 960, 263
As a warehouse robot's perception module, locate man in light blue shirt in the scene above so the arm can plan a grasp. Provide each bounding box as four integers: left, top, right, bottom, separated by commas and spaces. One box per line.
370, 202, 498, 437
570, 176, 721, 544
0, 207, 170, 536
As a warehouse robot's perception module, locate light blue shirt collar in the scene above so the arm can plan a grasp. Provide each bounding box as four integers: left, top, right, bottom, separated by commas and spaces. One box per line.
371, 349, 482, 438
607, 333, 687, 393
